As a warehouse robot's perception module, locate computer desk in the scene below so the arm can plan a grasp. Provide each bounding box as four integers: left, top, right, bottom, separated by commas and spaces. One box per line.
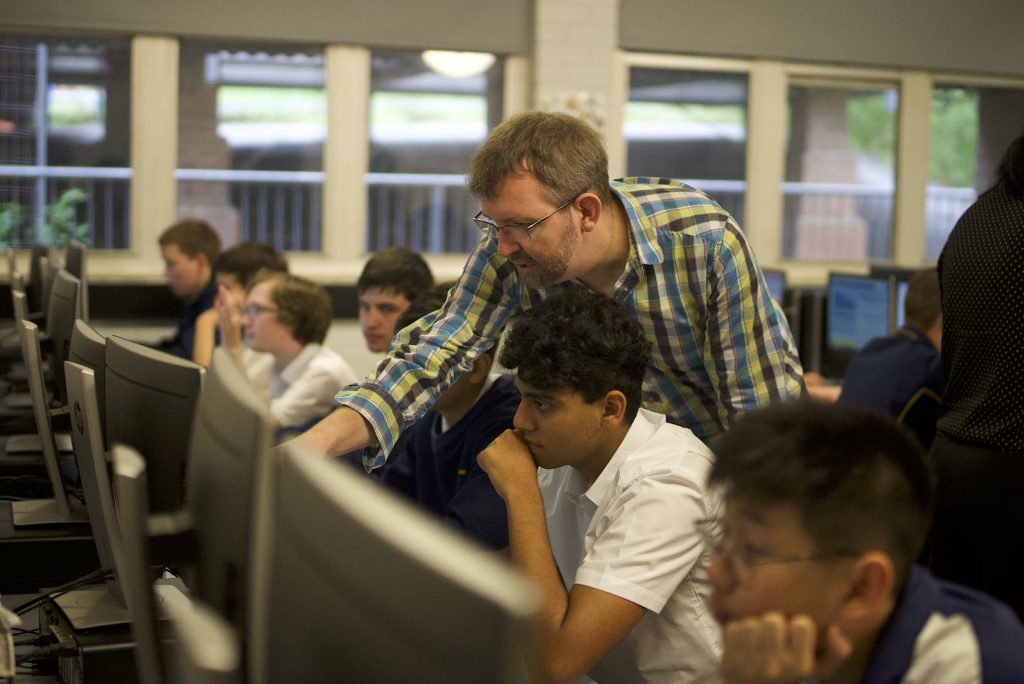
0, 502, 99, 595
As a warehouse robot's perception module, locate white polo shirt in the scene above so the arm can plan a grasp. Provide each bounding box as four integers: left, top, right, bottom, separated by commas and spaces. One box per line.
247, 343, 358, 430
538, 408, 722, 683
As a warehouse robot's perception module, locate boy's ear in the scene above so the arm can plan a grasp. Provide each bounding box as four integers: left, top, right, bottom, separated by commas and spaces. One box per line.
601, 390, 628, 425
836, 551, 896, 628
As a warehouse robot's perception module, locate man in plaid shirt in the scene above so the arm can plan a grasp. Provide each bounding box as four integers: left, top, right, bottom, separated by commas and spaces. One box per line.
299, 111, 803, 467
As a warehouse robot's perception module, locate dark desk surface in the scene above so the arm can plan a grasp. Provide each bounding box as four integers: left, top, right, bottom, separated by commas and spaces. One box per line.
0, 501, 99, 595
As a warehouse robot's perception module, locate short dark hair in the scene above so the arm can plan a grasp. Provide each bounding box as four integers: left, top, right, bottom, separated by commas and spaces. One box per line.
396, 281, 455, 332
158, 219, 221, 266
215, 242, 288, 288
499, 290, 650, 421
356, 247, 433, 302
468, 111, 614, 206
709, 401, 934, 591
250, 271, 332, 346
903, 267, 940, 331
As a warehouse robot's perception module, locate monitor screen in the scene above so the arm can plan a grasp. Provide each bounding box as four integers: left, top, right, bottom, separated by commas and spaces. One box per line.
249, 442, 537, 683
761, 269, 786, 304
826, 274, 891, 351
105, 336, 204, 514
894, 279, 910, 329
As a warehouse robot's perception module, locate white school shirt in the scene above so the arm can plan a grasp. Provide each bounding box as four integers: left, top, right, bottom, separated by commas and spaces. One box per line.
247, 343, 358, 430
538, 408, 722, 683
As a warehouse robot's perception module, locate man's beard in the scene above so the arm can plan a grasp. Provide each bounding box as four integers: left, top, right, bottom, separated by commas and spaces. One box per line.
509, 221, 578, 287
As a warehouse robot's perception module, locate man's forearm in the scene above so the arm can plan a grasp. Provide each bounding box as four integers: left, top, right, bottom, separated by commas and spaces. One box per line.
293, 406, 378, 457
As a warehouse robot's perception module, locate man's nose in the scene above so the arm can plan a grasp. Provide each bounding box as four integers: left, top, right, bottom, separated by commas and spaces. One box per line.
512, 402, 530, 431
495, 229, 520, 258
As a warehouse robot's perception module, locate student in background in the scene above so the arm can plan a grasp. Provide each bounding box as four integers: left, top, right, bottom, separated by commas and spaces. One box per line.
838, 268, 944, 448
193, 241, 288, 367
931, 133, 1024, 620
233, 271, 357, 436
707, 401, 1024, 684
156, 218, 220, 359
356, 247, 433, 353
373, 282, 517, 550
479, 290, 721, 682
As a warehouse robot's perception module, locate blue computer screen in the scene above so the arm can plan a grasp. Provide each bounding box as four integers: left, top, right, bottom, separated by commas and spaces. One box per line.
894, 280, 909, 329
827, 275, 891, 351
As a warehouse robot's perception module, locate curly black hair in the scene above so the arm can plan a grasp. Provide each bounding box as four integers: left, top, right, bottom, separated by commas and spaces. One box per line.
499, 289, 650, 421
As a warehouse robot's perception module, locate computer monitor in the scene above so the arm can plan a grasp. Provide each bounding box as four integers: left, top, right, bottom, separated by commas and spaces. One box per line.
761, 268, 786, 305
64, 239, 89, 322
894, 279, 910, 329
27, 244, 49, 315
11, 319, 88, 526
248, 442, 537, 683
105, 336, 204, 514
57, 360, 133, 629
868, 265, 919, 331
68, 319, 107, 438
46, 269, 82, 407
114, 445, 241, 684
824, 273, 891, 378
184, 347, 274, 640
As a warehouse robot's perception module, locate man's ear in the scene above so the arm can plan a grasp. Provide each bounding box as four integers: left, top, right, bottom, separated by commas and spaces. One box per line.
601, 390, 628, 426
576, 192, 603, 233
836, 551, 896, 628
195, 252, 212, 274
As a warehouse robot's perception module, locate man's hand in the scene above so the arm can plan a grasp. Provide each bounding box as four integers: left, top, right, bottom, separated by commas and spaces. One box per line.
721, 613, 852, 684
477, 429, 539, 501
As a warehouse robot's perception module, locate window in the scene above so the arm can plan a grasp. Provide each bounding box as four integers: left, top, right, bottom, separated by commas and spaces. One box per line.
926, 84, 1024, 259
367, 49, 503, 253
0, 35, 131, 250
782, 81, 898, 261
176, 41, 327, 251
625, 67, 748, 223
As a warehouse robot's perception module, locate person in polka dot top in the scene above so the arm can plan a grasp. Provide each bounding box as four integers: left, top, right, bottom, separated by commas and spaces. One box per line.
930, 132, 1024, 622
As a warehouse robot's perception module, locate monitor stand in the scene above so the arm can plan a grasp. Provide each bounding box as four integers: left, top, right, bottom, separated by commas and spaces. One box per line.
11, 499, 89, 526
6, 432, 73, 454
53, 578, 189, 631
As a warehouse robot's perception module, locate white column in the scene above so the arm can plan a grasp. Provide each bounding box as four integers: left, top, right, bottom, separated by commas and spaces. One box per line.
130, 35, 178, 262
323, 45, 370, 262
893, 71, 932, 265
532, 0, 621, 155
744, 61, 787, 267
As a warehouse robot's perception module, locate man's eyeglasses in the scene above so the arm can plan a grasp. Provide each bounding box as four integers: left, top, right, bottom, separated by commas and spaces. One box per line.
244, 303, 278, 318
696, 519, 857, 588
473, 195, 577, 240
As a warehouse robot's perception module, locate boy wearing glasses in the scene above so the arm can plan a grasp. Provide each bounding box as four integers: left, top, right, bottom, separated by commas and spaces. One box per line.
478, 291, 721, 682
298, 111, 800, 472
234, 271, 357, 435
707, 401, 1024, 684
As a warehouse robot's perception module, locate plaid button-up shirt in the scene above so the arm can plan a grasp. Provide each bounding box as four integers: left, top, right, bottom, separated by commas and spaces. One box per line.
338, 177, 803, 469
